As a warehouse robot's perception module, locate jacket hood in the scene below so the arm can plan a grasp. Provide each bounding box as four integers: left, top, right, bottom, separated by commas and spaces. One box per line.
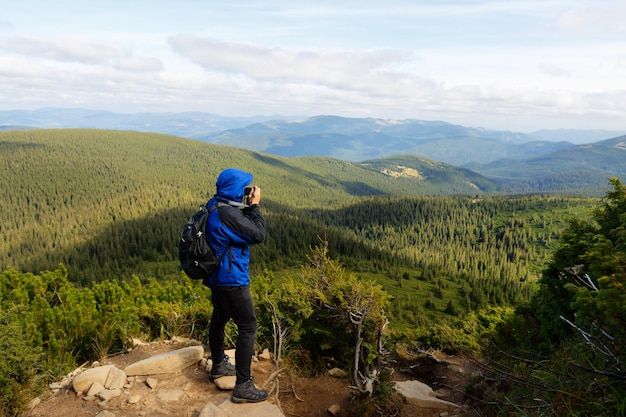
215, 168, 253, 202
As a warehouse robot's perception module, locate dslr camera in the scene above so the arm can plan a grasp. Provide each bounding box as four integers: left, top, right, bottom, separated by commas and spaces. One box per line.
244, 186, 254, 205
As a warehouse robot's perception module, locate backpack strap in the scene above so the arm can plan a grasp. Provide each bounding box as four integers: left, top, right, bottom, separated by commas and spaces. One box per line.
208, 201, 232, 272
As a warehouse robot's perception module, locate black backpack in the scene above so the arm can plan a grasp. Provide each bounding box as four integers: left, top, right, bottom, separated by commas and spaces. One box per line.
178, 202, 226, 280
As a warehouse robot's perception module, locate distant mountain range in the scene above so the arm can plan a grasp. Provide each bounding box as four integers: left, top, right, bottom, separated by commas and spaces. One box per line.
199, 115, 576, 165
0, 107, 276, 138
1, 108, 625, 195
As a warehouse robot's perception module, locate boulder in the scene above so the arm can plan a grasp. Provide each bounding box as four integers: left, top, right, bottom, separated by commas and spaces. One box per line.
328, 368, 347, 378
85, 382, 105, 397
72, 365, 115, 394
124, 345, 204, 376
394, 380, 460, 411
214, 375, 236, 390
104, 366, 127, 390
214, 396, 285, 417
258, 348, 271, 361
98, 388, 122, 402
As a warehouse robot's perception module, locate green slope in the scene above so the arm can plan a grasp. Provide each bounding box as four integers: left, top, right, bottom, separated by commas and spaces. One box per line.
1, 128, 598, 332
0, 128, 497, 279
467, 136, 626, 195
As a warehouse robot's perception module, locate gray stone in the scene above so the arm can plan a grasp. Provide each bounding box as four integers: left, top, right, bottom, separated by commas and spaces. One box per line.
199, 403, 228, 417
105, 366, 127, 390
328, 368, 346, 378
146, 376, 159, 389
327, 404, 341, 415
27, 397, 41, 409
72, 365, 115, 394
394, 380, 460, 411
98, 388, 122, 402
258, 348, 271, 361
124, 345, 204, 376
157, 388, 185, 402
127, 394, 142, 404
216, 396, 285, 417
214, 375, 236, 390
131, 338, 147, 347
86, 382, 105, 397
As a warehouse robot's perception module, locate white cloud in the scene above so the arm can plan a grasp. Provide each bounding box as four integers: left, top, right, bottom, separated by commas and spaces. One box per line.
168, 35, 411, 85
2, 36, 124, 64
555, 3, 626, 33
1, 36, 163, 72
113, 56, 163, 72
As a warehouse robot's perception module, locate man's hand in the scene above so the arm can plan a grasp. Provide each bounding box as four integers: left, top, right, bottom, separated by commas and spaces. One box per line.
249, 186, 261, 205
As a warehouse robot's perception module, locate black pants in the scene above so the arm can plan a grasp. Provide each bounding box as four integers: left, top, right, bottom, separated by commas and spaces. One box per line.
208, 285, 257, 384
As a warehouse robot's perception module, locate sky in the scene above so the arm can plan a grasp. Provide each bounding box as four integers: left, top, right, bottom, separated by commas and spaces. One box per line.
1, 1, 625, 132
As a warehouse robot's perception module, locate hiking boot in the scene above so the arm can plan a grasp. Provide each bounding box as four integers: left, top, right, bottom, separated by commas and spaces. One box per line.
210, 355, 236, 379
231, 377, 268, 403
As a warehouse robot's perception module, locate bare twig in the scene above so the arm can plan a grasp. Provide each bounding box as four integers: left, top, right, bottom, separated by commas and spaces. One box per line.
568, 361, 626, 380
559, 315, 621, 368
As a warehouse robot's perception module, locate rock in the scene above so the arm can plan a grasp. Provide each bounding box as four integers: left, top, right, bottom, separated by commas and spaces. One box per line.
98, 388, 122, 402
157, 388, 185, 402
206, 349, 236, 373
224, 349, 236, 364
258, 348, 271, 361
214, 375, 236, 390
198, 403, 228, 417
170, 336, 202, 346
72, 365, 115, 394
170, 336, 191, 344
71, 364, 129, 395
328, 368, 347, 378
394, 380, 460, 411
124, 345, 204, 376
27, 397, 41, 409
146, 376, 159, 389
157, 389, 185, 403
86, 382, 106, 397
48, 382, 63, 390
327, 404, 341, 415
105, 366, 127, 390
132, 338, 147, 347
215, 396, 285, 417
127, 394, 142, 404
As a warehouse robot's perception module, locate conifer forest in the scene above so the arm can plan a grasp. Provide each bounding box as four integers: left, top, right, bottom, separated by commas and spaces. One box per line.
1, 129, 624, 416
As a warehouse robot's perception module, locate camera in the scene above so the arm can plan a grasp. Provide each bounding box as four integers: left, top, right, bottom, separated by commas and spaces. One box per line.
244, 186, 254, 205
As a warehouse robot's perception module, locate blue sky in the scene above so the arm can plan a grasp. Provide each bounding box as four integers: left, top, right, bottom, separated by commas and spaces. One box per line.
1, 0, 625, 132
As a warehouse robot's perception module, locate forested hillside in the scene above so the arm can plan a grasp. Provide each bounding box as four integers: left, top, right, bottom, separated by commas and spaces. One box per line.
1, 128, 596, 324
466, 135, 626, 195
1, 128, 617, 416
1, 128, 495, 280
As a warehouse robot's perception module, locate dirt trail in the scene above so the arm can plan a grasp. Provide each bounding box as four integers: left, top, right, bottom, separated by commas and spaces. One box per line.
23, 341, 477, 417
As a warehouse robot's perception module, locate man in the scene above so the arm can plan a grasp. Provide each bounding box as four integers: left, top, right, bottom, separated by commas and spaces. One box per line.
204, 168, 268, 403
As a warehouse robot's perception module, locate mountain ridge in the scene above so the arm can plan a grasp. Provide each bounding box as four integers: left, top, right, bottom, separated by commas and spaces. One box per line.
1, 109, 624, 195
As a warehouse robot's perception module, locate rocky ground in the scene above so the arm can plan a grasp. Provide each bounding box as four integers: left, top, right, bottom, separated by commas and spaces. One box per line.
22, 339, 479, 417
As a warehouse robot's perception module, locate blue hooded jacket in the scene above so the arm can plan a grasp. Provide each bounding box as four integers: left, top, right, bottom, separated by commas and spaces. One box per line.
203, 168, 266, 287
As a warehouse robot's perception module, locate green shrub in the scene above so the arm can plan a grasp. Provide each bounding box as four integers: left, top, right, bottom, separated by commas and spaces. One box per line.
0, 312, 44, 417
